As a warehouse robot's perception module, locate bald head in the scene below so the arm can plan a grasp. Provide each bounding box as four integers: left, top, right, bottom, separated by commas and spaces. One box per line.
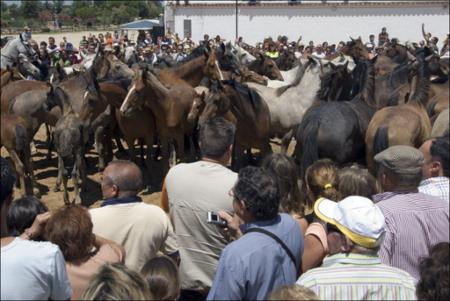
102, 160, 143, 198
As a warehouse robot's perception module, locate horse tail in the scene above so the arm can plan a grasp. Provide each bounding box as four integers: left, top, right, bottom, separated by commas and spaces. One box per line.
299, 118, 320, 179
373, 127, 389, 156
15, 124, 27, 152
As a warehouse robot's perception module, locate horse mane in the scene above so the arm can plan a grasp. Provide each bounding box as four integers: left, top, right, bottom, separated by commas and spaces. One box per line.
276, 59, 312, 97
227, 80, 263, 112
352, 60, 376, 107
316, 68, 337, 101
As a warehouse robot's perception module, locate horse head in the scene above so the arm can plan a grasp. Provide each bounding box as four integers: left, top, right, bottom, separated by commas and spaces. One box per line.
198, 83, 230, 124
17, 53, 41, 79
92, 50, 134, 81
345, 36, 369, 62
253, 53, 284, 81
188, 90, 207, 123
120, 66, 150, 117
204, 50, 225, 82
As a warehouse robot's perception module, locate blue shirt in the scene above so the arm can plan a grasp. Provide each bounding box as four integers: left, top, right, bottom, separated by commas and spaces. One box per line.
207, 213, 303, 301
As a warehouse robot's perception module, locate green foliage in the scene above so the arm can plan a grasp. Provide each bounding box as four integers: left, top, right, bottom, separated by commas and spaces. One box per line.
1, 0, 163, 30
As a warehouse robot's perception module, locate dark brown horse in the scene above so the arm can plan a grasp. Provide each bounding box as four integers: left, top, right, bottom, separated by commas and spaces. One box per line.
248, 53, 284, 81
366, 47, 432, 174
187, 80, 272, 169
294, 59, 376, 178
1, 113, 37, 196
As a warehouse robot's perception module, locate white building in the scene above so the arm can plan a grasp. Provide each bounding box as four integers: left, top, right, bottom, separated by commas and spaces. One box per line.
164, 0, 449, 46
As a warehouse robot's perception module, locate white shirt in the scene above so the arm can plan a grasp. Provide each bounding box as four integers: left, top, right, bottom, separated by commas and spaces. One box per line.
1, 238, 72, 300
165, 160, 238, 290
90, 201, 178, 271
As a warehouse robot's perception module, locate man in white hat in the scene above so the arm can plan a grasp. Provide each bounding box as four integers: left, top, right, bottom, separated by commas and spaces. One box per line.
297, 196, 416, 300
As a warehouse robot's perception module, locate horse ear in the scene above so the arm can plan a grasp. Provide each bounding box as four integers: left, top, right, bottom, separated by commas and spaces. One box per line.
257, 52, 265, 63
350, 36, 355, 42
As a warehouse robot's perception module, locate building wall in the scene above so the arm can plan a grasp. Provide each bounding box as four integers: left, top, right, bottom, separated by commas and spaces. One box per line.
165, 2, 449, 46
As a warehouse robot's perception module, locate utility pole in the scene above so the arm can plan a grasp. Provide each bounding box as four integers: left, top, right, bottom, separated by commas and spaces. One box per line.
235, 0, 238, 41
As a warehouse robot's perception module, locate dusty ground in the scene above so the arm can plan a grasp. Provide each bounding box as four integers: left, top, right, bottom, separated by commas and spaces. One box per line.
1, 124, 162, 211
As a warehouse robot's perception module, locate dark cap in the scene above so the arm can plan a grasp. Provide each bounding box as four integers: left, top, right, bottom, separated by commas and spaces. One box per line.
374, 145, 424, 174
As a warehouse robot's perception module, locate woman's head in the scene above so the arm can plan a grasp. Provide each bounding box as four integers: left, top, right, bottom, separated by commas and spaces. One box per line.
45, 204, 95, 262
7, 196, 48, 237
140, 255, 180, 300
262, 153, 305, 215
338, 164, 380, 199
305, 159, 339, 202
82, 263, 153, 300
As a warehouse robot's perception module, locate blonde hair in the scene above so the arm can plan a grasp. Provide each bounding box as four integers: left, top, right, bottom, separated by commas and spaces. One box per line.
305, 159, 339, 202
267, 285, 319, 300
140, 255, 180, 300
81, 263, 153, 300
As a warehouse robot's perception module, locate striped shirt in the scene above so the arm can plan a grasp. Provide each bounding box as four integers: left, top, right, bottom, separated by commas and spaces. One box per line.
373, 191, 449, 279
297, 253, 417, 300
419, 177, 449, 202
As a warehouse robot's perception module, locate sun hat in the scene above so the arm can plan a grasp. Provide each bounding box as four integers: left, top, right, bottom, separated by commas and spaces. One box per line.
314, 196, 386, 248
374, 145, 424, 174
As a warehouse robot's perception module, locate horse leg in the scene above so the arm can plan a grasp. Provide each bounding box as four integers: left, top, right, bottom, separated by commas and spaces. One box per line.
281, 129, 294, 154
125, 137, 138, 164
71, 164, 80, 204
45, 124, 53, 160
175, 133, 185, 164
9, 149, 27, 196
54, 155, 63, 192
23, 144, 40, 197
94, 126, 106, 171
143, 132, 156, 193
161, 135, 170, 176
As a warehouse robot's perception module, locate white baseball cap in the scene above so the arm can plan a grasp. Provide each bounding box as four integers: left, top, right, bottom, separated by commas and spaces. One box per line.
314, 196, 386, 248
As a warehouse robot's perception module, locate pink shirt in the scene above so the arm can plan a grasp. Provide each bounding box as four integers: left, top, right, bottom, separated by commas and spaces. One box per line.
66, 243, 124, 300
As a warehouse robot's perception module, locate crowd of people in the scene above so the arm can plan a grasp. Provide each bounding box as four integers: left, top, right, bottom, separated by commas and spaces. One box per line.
15, 25, 449, 81
1, 114, 449, 300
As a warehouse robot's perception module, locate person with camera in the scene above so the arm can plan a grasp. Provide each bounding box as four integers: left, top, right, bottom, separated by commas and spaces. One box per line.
162, 117, 238, 300
207, 166, 304, 300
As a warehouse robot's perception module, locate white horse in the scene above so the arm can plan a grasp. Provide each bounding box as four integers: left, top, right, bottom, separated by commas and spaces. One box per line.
1, 37, 41, 78
231, 43, 257, 65
246, 55, 354, 140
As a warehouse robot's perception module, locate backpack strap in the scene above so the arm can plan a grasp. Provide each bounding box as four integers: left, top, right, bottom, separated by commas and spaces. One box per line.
246, 227, 301, 277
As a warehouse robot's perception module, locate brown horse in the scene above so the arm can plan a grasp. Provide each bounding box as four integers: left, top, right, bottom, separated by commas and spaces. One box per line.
366, 47, 432, 174
98, 81, 157, 190
248, 53, 284, 81
187, 81, 272, 169
120, 67, 196, 174
0, 113, 37, 197
222, 66, 268, 85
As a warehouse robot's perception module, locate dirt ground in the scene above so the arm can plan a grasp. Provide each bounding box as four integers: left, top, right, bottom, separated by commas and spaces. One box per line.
1, 124, 162, 211
1, 123, 294, 212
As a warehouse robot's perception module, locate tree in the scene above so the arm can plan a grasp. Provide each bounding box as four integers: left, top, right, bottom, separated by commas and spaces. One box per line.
20, 0, 41, 19
54, 0, 64, 14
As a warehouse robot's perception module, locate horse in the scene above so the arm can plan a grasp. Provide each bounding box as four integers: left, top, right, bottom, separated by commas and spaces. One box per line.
246, 56, 353, 149
53, 109, 87, 204
120, 67, 197, 175
365, 47, 432, 174
431, 108, 449, 138
1, 113, 38, 197
98, 81, 157, 191
124, 44, 139, 67
275, 49, 300, 71
295, 59, 376, 178
231, 43, 257, 65
426, 53, 449, 119
247, 53, 284, 81
188, 80, 272, 169
0, 36, 39, 69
